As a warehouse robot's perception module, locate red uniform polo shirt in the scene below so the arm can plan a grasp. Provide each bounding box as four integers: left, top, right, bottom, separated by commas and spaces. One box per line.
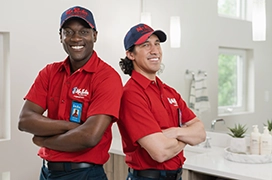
24, 51, 123, 164
118, 70, 196, 170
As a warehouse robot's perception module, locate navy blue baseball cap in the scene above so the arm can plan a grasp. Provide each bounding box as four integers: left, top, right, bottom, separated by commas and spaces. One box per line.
124, 23, 166, 50
60, 6, 97, 31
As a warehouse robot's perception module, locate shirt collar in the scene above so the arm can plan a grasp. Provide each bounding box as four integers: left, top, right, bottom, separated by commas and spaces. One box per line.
131, 70, 164, 89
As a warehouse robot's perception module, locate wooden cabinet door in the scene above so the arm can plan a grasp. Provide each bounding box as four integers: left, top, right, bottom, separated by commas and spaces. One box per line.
113, 154, 128, 180
104, 154, 114, 180
182, 169, 189, 180
104, 153, 128, 180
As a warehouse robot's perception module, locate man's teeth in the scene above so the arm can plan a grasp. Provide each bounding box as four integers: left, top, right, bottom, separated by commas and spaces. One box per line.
72, 46, 84, 49
150, 58, 159, 61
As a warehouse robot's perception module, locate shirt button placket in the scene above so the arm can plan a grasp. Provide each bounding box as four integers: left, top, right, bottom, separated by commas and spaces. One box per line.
59, 80, 70, 118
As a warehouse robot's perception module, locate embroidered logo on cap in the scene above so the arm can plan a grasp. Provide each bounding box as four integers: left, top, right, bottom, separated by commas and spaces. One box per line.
66, 7, 88, 18
136, 24, 153, 34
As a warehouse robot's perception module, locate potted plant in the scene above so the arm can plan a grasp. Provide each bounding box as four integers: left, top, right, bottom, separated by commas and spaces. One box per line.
264, 119, 272, 134
227, 123, 248, 153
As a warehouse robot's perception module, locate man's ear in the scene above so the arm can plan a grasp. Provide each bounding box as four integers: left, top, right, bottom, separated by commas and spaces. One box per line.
126, 51, 135, 61
93, 30, 98, 42
59, 30, 63, 43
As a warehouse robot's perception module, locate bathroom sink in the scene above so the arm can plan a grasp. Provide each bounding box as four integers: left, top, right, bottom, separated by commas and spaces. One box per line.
183, 131, 231, 157
184, 144, 212, 157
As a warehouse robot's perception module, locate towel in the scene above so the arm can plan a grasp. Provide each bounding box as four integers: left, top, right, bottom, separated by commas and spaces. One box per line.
189, 74, 210, 113
188, 76, 196, 110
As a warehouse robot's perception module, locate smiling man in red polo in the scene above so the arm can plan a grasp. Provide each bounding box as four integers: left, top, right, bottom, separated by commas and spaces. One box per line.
18, 6, 122, 180
118, 23, 206, 180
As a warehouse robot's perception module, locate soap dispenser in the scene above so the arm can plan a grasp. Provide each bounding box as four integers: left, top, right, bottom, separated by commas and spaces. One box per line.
260, 126, 272, 155
250, 125, 261, 155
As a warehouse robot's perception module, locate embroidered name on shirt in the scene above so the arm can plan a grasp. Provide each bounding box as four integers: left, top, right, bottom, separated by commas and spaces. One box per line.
72, 87, 89, 98
167, 98, 178, 106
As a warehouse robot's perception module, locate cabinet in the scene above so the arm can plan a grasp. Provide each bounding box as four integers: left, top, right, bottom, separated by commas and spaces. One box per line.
104, 153, 187, 180
104, 153, 128, 180
104, 153, 195, 180
182, 169, 236, 180
104, 153, 235, 180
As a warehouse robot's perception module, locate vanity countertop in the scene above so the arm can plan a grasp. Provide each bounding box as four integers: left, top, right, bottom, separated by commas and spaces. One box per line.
109, 137, 272, 180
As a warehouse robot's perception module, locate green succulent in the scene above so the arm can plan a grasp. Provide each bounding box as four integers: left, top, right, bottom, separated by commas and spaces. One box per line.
263, 119, 272, 132
227, 124, 247, 138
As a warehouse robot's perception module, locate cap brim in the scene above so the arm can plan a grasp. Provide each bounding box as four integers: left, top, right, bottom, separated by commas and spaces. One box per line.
134, 30, 167, 45
153, 30, 167, 42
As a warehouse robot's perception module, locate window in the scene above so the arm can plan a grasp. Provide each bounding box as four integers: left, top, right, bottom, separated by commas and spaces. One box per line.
217, 0, 253, 21
218, 48, 250, 115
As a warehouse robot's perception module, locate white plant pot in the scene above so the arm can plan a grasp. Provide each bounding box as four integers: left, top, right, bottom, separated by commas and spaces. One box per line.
229, 137, 247, 153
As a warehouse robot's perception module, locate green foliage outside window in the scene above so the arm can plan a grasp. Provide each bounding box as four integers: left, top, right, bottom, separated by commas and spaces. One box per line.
218, 0, 238, 17
218, 54, 238, 107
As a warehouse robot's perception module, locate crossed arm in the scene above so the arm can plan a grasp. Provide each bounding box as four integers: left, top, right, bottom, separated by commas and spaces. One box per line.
18, 100, 112, 152
162, 117, 206, 146
138, 132, 186, 163
137, 117, 206, 163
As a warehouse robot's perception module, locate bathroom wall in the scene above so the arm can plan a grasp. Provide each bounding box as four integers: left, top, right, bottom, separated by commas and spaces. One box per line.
143, 0, 272, 132
0, 0, 272, 179
0, 0, 137, 179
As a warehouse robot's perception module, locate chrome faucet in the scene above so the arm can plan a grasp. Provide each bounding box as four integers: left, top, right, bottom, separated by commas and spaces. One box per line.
204, 137, 212, 148
211, 118, 225, 131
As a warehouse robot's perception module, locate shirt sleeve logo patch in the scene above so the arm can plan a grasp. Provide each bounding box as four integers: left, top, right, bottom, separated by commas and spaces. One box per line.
167, 98, 178, 107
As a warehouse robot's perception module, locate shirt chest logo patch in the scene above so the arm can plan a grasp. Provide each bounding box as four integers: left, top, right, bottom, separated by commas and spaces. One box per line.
72, 87, 89, 98
167, 98, 178, 106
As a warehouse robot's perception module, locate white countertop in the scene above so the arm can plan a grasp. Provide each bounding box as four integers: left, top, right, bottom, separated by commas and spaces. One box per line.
109, 137, 272, 180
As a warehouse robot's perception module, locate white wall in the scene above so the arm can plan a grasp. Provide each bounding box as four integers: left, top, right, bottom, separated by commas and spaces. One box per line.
0, 0, 272, 179
0, 0, 138, 179
144, 0, 272, 132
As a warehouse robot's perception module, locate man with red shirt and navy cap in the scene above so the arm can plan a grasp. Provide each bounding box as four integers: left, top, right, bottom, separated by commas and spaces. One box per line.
118, 23, 206, 180
18, 6, 123, 180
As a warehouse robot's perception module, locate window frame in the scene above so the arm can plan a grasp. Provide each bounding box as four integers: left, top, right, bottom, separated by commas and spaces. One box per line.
218, 47, 248, 115
217, 0, 252, 21
0, 32, 10, 140
0, 34, 4, 138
